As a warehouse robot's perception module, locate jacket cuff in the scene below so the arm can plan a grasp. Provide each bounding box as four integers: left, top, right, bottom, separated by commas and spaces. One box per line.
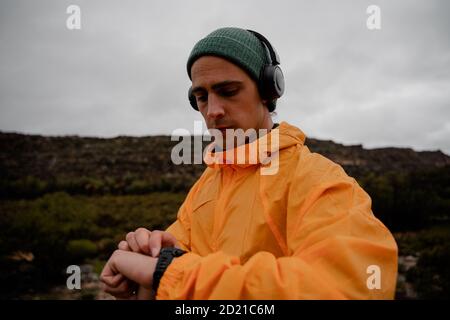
156, 252, 201, 300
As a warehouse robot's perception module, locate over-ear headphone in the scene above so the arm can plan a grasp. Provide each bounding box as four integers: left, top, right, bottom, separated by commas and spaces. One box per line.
188, 29, 285, 112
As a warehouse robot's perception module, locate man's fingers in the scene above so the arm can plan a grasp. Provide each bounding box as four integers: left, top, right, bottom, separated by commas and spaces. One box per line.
118, 240, 130, 251
123, 229, 179, 257
126, 232, 140, 252
148, 231, 178, 257
103, 280, 131, 296
100, 271, 124, 288
100, 259, 124, 288
161, 232, 179, 248
103, 278, 136, 299
148, 231, 163, 257
135, 228, 152, 255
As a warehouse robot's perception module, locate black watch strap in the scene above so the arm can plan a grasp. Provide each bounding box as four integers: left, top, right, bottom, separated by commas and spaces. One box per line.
152, 247, 186, 292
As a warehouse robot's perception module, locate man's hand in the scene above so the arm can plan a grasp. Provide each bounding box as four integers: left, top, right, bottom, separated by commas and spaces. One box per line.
119, 228, 179, 257
102, 228, 178, 300
100, 250, 158, 299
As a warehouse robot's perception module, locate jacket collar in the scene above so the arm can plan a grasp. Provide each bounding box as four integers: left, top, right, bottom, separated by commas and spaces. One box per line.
203, 121, 306, 170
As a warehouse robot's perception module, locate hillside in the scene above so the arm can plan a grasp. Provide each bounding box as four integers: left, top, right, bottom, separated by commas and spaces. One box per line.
1, 131, 448, 197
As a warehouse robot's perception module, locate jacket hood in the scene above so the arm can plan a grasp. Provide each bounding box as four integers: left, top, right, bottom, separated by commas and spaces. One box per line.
203, 121, 306, 169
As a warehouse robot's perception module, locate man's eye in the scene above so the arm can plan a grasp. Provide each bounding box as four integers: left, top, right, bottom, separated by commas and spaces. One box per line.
220, 89, 238, 97
197, 95, 207, 102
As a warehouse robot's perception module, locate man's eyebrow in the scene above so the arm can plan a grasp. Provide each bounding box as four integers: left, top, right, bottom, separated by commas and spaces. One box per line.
191, 81, 243, 95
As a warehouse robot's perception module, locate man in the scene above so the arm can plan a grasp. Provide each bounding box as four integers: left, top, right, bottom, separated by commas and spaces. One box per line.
100, 27, 398, 299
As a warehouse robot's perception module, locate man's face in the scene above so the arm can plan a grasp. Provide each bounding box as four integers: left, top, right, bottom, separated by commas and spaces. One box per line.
190, 56, 271, 149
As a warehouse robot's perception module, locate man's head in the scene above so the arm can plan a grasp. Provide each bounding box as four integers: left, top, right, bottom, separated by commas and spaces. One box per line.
186, 27, 284, 143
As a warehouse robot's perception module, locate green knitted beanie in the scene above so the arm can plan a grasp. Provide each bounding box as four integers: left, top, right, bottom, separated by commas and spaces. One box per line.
186, 27, 269, 82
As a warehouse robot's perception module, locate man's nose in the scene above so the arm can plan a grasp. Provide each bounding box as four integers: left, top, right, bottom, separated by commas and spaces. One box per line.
206, 94, 225, 119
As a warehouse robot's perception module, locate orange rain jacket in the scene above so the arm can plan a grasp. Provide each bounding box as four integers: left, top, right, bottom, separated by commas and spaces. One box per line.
157, 121, 398, 299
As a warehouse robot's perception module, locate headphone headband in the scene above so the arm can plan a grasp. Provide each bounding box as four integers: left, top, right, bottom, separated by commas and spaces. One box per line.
246, 29, 281, 66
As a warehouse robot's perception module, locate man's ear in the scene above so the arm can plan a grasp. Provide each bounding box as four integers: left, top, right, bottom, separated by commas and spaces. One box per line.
261, 99, 274, 112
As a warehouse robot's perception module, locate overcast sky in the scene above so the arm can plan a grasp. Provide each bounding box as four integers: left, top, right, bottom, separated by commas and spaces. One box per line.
1, 0, 449, 154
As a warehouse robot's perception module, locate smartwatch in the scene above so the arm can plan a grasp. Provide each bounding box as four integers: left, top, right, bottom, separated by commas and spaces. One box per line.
152, 247, 186, 292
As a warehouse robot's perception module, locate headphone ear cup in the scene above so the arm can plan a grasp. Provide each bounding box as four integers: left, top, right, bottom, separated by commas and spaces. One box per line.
188, 87, 198, 111
259, 65, 285, 109
273, 66, 285, 98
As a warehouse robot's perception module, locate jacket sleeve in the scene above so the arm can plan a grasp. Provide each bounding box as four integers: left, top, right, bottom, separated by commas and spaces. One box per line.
158, 161, 398, 300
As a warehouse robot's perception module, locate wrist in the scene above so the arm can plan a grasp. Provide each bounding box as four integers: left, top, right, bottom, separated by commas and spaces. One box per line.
113, 250, 158, 289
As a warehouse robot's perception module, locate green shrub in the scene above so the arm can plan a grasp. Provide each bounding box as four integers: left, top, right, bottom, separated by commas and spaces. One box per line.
66, 239, 97, 260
